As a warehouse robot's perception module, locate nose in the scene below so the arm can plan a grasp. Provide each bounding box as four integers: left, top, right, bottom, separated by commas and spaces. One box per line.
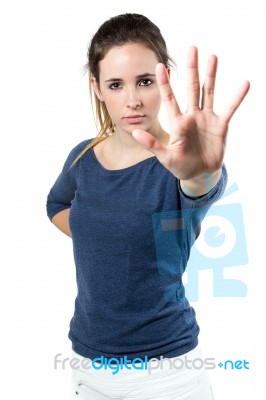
127, 101, 141, 110
126, 89, 142, 110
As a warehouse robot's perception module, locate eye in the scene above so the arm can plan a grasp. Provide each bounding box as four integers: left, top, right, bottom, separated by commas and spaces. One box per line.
109, 82, 122, 90
139, 79, 153, 86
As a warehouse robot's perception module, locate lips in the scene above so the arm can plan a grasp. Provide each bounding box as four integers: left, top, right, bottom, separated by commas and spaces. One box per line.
124, 115, 146, 123
125, 114, 145, 118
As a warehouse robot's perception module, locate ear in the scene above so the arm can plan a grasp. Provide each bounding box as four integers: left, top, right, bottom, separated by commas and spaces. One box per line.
90, 75, 104, 101
166, 67, 171, 79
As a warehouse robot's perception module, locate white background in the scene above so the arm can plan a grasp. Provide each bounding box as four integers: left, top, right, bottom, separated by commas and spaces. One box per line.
0, 0, 265, 398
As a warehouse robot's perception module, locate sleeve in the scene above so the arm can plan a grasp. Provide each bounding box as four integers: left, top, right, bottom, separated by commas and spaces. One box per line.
178, 164, 228, 211
46, 140, 89, 221
178, 164, 228, 246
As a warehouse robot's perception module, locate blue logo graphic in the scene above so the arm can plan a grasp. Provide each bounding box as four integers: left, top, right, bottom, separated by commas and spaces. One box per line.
152, 183, 248, 302
217, 359, 250, 370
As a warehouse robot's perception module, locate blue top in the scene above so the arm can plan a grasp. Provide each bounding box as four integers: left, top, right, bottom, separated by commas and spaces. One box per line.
46, 138, 227, 362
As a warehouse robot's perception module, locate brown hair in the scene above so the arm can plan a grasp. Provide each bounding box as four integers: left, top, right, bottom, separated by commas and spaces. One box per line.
71, 13, 174, 166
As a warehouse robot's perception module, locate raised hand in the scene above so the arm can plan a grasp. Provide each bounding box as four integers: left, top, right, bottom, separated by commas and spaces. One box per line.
132, 46, 250, 194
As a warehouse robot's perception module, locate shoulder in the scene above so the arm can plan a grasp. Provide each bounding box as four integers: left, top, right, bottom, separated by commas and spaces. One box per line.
62, 138, 94, 171
66, 138, 93, 161
69, 138, 93, 157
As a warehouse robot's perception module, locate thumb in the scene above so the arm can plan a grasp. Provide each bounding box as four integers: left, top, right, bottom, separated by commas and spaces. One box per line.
132, 129, 164, 157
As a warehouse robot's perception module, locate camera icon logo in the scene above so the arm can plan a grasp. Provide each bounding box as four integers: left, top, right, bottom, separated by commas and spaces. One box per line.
185, 200, 248, 301
152, 183, 249, 303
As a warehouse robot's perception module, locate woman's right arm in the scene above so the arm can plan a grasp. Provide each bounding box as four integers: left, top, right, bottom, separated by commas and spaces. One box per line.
46, 140, 90, 237
51, 208, 71, 238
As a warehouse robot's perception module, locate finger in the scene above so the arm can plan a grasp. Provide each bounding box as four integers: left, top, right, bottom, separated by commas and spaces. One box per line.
131, 129, 165, 157
187, 46, 200, 111
221, 80, 250, 124
201, 55, 218, 111
155, 63, 182, 119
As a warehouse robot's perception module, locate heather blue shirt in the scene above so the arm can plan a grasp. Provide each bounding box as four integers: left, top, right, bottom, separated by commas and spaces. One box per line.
46, 139, 227, 362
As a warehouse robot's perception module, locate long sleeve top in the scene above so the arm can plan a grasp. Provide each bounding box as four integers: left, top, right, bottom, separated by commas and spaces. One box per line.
46, 138, 227, 362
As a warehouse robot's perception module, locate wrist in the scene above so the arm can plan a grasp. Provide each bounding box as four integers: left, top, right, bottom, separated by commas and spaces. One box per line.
180, 168, 222, 198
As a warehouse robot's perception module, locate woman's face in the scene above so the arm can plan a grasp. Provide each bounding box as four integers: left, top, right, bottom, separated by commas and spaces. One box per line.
91, 43, 164, 136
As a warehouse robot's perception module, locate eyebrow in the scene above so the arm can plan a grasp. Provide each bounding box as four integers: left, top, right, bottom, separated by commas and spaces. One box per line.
104, 73, 156, 82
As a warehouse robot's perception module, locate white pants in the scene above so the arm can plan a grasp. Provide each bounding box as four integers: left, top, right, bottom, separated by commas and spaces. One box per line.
70, 345, 215, 400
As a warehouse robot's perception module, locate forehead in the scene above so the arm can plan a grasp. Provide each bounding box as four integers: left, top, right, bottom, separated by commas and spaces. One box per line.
99, 43, 159, 78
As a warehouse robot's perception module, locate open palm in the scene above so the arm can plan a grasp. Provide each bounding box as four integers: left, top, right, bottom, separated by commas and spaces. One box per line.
132, 46, 250, 181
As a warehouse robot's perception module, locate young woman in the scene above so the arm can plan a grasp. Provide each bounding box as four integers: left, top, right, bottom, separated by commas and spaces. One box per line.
46, 13, 249, 400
